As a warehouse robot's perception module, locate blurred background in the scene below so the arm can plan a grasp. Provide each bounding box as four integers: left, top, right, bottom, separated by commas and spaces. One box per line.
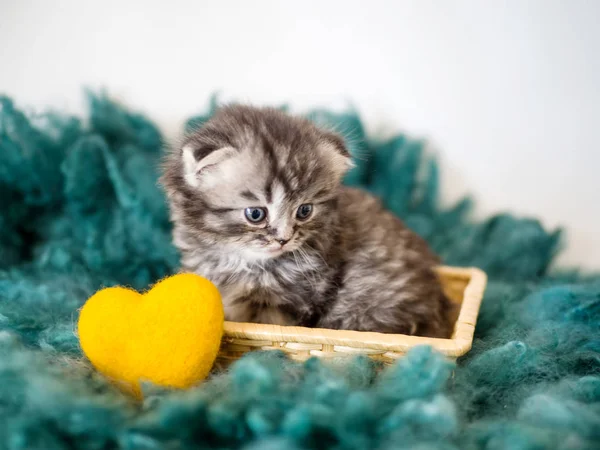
1, 0, 599, 269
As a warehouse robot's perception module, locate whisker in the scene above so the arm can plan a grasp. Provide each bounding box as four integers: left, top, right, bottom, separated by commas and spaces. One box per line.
292, 249, 316, 291
291, 250, 315, 290
303, 242, 329, 268
297, 247, 319, 290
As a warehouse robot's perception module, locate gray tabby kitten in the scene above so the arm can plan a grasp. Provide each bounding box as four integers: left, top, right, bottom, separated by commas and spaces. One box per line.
161, 105, 453, 337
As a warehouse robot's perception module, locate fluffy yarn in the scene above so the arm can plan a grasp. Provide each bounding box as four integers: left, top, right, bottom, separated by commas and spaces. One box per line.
0, 93, 598, 450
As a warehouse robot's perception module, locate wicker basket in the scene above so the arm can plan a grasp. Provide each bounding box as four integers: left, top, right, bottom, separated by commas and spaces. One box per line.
216, 266, 487, 365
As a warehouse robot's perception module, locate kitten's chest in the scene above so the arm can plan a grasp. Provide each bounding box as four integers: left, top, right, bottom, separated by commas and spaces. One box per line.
196, 255, 329, 321
196, 253, 322, 286
215, 270, 303, 325
217, 261, 318, 304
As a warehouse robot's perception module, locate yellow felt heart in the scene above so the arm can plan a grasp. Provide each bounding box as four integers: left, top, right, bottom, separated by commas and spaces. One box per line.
78, 273, 224, 398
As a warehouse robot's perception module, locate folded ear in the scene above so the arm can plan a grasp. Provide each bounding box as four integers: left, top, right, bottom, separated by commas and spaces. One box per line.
182, 143, 238, 188
320, 132, 355, 177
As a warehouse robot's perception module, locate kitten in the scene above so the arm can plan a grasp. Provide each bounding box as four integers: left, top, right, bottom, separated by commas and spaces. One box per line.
161, 105, 453, 337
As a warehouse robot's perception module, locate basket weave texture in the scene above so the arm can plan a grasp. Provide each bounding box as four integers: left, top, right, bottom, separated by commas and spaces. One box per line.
217, 266, 487, 364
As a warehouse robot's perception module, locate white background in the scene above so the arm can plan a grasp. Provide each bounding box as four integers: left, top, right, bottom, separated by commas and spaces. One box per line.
2, 0, 599, 270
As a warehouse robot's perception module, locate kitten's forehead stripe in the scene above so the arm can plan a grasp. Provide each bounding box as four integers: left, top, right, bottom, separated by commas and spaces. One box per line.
314, 187, 331, 198
260, 133, 294, 195
260, 134, 279, 173
274, 174, 292, 194
209, 207, 238, 214
241, 190, 259, 201
264, 177, 273, 203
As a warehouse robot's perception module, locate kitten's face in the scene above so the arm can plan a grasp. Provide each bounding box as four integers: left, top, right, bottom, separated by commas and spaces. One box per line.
162, 105, 352, 262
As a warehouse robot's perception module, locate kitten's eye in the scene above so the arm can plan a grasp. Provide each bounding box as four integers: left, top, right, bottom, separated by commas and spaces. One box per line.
296, 204, 313, 220
244, 207, 267, 223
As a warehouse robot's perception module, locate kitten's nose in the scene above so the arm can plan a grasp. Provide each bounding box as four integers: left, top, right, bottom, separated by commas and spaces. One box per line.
277, 238, 289, 246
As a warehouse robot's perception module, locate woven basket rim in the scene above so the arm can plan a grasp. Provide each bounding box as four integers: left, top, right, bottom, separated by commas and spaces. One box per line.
222, 266, 487, 358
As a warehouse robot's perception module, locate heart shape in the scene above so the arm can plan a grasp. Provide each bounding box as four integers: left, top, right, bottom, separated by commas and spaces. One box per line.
78, 273, 224, 398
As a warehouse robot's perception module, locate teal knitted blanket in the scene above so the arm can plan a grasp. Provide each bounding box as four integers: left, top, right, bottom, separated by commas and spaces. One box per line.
0, 93, 598, 450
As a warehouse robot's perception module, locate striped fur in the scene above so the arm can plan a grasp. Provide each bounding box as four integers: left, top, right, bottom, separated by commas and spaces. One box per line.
161, 105, 452, 337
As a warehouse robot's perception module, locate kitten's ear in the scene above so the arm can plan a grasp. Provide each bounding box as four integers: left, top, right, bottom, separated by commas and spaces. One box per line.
181, 143, 237, 187
320, 133, 355, 176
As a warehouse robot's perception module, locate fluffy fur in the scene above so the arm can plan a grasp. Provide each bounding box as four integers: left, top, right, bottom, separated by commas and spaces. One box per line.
0, 93, 598, 450
161, 105, 451, 336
